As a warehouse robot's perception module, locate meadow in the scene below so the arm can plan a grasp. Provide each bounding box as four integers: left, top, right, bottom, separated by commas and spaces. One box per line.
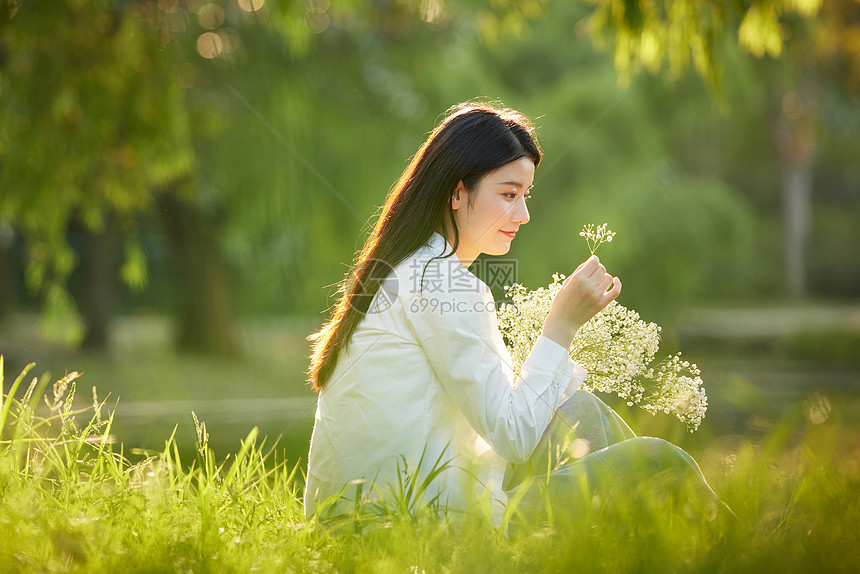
1, 311, 859, 573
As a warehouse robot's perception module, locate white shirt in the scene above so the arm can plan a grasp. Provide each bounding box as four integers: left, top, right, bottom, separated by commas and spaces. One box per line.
304, 232, 586, 526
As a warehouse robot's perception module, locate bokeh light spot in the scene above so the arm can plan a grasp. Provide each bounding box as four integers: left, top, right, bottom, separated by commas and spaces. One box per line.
198, 3, 226, 30
420, 0, 446, 24
307, 8, 330, 34
803, 392, 831, 425
197, 32, 223, 59
238, 0, 265, 12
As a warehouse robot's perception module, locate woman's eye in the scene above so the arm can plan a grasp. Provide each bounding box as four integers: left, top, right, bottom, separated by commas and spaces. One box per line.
505, 192, 518, 199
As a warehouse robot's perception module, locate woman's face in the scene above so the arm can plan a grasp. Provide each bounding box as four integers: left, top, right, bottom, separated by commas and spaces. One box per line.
451, 157, 534, 266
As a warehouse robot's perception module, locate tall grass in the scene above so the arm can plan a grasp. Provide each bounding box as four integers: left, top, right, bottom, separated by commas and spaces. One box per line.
1, 358, 858, 572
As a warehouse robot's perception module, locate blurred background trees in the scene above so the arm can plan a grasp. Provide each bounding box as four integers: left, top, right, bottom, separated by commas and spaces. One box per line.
1, 0, 858, 357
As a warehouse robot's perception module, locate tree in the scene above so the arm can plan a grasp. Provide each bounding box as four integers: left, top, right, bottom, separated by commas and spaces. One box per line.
0, 0, 192, 345
570, 0, 859, 298
0, 0, 330, 351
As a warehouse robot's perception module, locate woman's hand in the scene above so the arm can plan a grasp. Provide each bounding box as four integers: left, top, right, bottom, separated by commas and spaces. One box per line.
540, 255, 621, 348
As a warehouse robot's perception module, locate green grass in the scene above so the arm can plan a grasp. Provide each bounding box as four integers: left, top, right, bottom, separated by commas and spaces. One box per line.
2, 357, 860, 572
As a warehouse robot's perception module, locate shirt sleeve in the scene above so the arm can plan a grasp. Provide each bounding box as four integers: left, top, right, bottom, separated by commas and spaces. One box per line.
403, 269, 584, 464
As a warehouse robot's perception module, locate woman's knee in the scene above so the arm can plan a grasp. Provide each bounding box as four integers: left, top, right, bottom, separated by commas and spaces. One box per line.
612, 437, 693, 469
557, 391, 635, 442
560, 389, 603, 411
557, 390, 611, 428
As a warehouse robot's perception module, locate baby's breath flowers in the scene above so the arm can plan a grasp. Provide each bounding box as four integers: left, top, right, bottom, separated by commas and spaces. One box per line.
497, 223, 707, 431
579, 223, 616, 255
497, 281, 707, 431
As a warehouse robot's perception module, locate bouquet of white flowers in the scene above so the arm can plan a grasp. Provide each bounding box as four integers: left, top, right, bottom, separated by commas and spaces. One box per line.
496, 225, 708, 432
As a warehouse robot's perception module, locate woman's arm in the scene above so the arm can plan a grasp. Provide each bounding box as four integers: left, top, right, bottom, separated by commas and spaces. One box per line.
403, 255, 618, 464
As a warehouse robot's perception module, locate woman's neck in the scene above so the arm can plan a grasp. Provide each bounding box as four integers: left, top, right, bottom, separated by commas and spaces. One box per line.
435, 231, 475, 269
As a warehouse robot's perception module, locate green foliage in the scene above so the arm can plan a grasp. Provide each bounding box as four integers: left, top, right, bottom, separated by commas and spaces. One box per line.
1, 359, 860, 571
0, 0, 193, 340
581, 0, 821, 87
1, 0, 855, 339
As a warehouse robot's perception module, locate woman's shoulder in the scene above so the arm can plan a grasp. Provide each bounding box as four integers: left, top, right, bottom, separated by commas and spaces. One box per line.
391, 233, 489, 305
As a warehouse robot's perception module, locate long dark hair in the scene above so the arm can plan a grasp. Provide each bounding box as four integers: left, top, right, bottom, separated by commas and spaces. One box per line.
307, 101, 542, 391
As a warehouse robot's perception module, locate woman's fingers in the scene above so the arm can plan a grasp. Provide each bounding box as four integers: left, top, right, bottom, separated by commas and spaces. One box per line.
596, 272, 614, 293
572, 258, 590, 275
564, 256, 598, 288
570, 256, 603, 286
577, 256, 600, 278
600, 276, 622, 306
581, 255, 605, 279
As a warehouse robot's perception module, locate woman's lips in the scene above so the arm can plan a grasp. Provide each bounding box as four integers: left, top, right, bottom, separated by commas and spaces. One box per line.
500, 230, 516, 239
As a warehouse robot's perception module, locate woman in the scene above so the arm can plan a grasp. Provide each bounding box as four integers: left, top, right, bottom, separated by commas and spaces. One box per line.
304, 101, 717, 527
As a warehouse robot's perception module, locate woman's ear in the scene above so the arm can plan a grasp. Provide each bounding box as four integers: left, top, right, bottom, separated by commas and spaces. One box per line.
451, 181, 466, 211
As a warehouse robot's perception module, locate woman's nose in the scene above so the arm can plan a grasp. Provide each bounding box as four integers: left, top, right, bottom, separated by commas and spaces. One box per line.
512, 197, 530, 224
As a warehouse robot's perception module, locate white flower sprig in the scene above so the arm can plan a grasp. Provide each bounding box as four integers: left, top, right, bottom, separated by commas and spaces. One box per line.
579, 223, 615, 255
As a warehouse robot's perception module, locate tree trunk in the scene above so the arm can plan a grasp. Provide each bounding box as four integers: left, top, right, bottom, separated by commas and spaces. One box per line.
159, 191, 238, 356
81, 223, 117, 351
780, 154, 813, 299
0, 224, 16, 322
774, 64, 818, 300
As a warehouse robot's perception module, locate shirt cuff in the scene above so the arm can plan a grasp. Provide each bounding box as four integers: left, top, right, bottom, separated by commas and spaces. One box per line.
522, 335, 588, 407
521, 335, 576, 391
559, 362, 588, 405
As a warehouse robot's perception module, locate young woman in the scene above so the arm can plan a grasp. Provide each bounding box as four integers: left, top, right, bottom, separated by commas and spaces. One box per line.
304, 102, 717, 526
